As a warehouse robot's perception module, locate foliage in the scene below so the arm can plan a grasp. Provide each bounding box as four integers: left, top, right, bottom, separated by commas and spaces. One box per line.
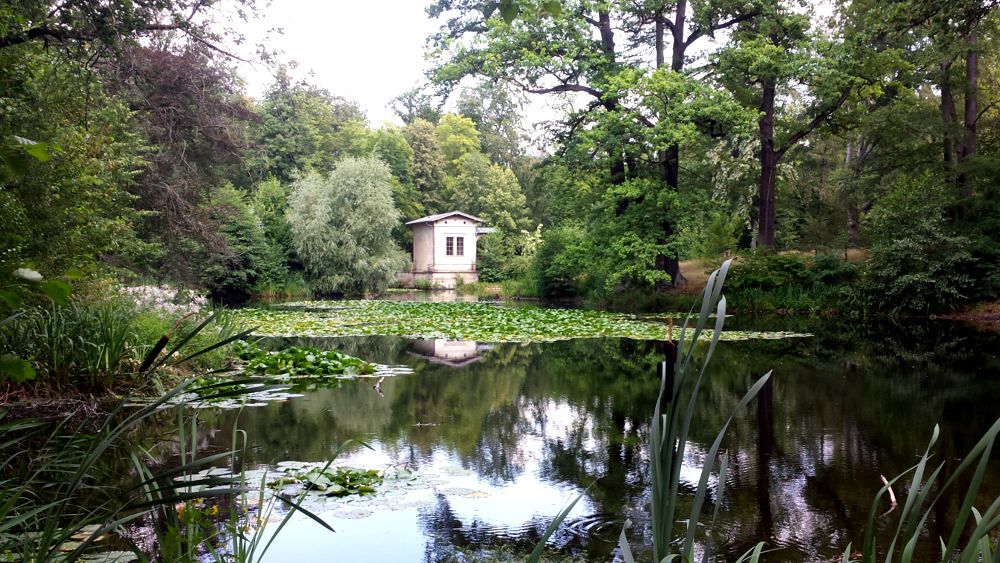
0, 285, 241, 389
235, 340, 376, 378
435, 113, 482, 174
231, 300, 812, 343
534, 224, 589, 298
863, 174, 974, 313
200, 185, 286, 299
286, 158, 408, 295
0, 45, 147, 277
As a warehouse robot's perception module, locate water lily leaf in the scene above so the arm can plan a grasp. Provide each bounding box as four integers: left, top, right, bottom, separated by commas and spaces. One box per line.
463, 491, 490, 499
333, 509, 373, 519
439, 487, 476, 496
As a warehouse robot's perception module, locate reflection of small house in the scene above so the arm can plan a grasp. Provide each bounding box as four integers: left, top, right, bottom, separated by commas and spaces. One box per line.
401, 211, 494, 289
408, 339, 488, 367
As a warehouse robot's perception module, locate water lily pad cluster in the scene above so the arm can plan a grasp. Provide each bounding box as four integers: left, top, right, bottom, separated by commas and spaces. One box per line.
268, 466, 384, 497
235, 340, 376, 378
231, 301, 812, 343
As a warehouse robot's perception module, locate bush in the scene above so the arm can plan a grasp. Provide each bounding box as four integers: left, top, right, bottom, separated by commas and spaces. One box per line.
862, 174, 974, 313
726, 249, 814, 291
201, 184, 286, 299
534, 225, 588, 298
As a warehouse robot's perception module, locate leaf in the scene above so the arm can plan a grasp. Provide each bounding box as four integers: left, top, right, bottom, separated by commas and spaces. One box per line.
65, 267, 86, 280
0, 145, 29, 175
499, 0, 518, 23
482, 1, 499, 19
40, 280, 72, 305
14, 137, 50, 163
0, 354, 36, 382
541, 0, 561, 17
0, 290, 21, 310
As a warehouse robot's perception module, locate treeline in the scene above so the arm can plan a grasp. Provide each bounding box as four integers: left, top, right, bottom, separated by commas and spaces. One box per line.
2, 0, 1000, 313
425, 0, 1000, 312
0, 7, 542, 298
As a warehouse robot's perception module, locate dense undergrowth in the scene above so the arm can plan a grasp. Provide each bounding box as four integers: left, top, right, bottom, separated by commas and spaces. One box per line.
0, 281, 241, 392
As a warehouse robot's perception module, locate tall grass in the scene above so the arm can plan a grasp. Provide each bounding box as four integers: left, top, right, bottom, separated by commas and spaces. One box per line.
532, 258, 1000, 563
529, 259, 771, 563
1, 289, 244, 391
0, 312, 331, 562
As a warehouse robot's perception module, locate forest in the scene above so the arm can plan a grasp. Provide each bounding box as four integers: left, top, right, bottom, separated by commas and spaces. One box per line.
1, 0, 999, 314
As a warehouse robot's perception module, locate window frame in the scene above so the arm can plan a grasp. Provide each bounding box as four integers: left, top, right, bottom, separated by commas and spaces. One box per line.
456, 237, 464, 256
445, 236, 454, 256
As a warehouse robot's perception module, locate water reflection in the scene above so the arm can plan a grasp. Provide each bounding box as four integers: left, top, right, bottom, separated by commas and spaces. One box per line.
204, 319, 1000, 563
409, 339, 491, 367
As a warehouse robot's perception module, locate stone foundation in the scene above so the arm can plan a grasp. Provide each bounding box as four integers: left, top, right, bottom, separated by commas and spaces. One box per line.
397, 271, 478, 289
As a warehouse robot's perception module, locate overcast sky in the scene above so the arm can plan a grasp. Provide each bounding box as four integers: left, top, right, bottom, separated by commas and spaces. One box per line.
232, 0, 458, 125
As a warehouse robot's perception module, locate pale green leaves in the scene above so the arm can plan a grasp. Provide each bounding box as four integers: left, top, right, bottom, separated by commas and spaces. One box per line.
0, 136, 61, 176
231, 300, 812, 343
482, 0, 561, 24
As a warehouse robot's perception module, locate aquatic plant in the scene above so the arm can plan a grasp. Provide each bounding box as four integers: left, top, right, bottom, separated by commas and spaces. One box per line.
528, 259, 772, 563
235, 340, 376, 378
0, 313, 323, 563
231, 300, 812, 343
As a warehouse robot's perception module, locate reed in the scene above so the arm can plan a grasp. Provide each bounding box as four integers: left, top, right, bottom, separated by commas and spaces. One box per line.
529, 259, 771, 563
0, 312, 334, 563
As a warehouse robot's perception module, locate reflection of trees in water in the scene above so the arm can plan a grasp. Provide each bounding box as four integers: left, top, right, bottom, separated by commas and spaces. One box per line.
204, 321, 1000, 562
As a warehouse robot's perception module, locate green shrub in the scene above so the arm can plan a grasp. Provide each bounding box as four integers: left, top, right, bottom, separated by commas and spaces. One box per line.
534, 225, 588, 298
863, 174, 974, 313
413, 277, 433, 290
201, 184, 286, 299
726, 249, 814, 291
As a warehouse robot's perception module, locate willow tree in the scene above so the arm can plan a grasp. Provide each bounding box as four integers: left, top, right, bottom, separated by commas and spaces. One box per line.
287, 157, 408, 294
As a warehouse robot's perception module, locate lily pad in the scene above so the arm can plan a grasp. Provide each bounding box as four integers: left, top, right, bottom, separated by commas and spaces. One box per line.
438, 487, 476, 496
231, 301, 813, 343
333, 509, 373, 519
463, 491, 490, 499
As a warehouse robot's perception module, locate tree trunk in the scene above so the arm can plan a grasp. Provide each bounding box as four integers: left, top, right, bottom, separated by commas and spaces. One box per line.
758, 78, 778, 250
941, 60, 958, 169
957, 32, 978, 198
649, 2, 686, 286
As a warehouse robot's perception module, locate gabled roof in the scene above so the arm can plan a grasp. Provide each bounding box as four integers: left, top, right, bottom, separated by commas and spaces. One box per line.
405, 211, 483, 226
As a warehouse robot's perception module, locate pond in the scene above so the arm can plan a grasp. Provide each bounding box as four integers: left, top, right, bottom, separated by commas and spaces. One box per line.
170, 303, 1000, 563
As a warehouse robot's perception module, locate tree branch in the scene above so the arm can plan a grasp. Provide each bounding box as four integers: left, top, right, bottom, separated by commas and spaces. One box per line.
777, 86, 852, 159
521, 83, 605, 99
686, 11, 760, 48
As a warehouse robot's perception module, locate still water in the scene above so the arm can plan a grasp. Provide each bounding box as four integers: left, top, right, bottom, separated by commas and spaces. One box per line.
201, 315, 1000, 562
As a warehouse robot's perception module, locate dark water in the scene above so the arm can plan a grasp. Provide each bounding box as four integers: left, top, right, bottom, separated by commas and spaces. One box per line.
200, 315, 1000, 563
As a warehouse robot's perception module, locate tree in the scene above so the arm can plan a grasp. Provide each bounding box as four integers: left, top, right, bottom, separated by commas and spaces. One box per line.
427, 0, 761, 283
255, 65, 369, 183
286, 157, 408, 294
452, 152, 530, 233
457, 82, 528, 166
405, 118, 448, 213
0, 0, 258, 54
107, 42, 260, 283
389, 88, 442, 125
434, 113, 482, 174
714, 7, 861, 249
0, 44, 148, 276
